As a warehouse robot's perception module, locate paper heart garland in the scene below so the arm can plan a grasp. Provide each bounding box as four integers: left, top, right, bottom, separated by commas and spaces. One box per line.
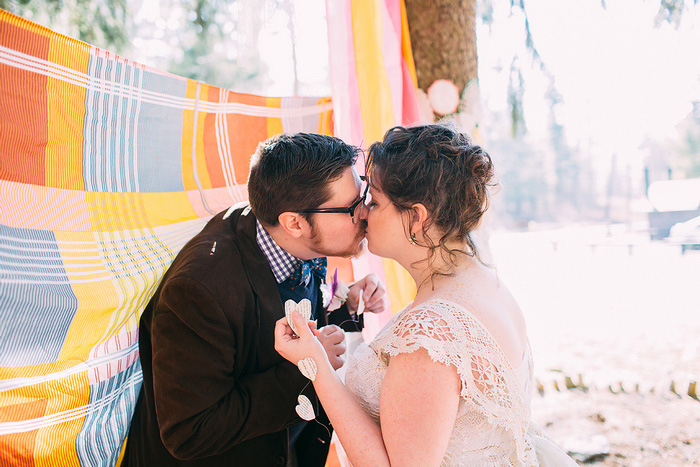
356, 290, 365, 315
285, 299, 312, 336
295, 395, 315, 421
297, 357, 317, 381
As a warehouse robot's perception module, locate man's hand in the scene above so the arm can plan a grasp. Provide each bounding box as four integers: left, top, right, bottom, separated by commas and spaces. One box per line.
346, 273, 388, 315
316, 325, 346, 370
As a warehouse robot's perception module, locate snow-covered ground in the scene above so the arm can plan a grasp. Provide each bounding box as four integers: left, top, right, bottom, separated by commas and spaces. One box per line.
489, 224, 700, 392
490, 225, 700, 465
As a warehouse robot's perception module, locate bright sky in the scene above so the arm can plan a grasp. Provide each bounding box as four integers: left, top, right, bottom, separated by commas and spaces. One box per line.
477, 0, 700, 165
257, 0, 330, 96
269, 0, 700, 174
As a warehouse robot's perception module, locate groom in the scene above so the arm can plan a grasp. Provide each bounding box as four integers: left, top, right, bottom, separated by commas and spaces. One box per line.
123, 132, 387, 467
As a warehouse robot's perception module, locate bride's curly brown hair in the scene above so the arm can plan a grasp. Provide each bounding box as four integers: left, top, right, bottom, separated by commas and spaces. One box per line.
366, 124, 495, 280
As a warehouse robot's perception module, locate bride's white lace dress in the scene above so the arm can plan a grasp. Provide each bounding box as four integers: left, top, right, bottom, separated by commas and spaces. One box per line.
344, 298, 576, 466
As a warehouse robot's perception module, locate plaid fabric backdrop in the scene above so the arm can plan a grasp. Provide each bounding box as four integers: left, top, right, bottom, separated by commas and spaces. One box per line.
0, 9, 333, 466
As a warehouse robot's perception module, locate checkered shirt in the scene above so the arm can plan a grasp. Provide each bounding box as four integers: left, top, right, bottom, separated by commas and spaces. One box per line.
255, 220, 301, 284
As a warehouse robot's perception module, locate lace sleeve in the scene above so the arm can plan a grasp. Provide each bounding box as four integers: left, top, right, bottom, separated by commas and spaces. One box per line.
370, 299, 536, 464
372, 300, 517, 408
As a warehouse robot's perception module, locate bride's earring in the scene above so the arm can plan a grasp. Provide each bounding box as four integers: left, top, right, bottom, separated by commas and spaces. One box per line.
409, 234, 418, 245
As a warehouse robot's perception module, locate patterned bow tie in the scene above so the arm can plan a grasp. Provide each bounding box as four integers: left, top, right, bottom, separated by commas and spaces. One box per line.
289, 257, 327, 288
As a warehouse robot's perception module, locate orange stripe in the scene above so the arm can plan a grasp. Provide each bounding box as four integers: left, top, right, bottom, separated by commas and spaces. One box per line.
325, 442, 343, 467
0, 397, 47, 467
0, 20, 50, 186
226, 93, 269, 185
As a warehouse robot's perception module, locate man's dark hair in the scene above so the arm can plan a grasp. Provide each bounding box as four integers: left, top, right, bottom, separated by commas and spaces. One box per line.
248, 132, 359, 226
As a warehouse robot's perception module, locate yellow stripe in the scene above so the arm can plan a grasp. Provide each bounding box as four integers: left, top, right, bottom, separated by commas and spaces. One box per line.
142, 192, 199, 227
317, 96, 334, 135
34, 373, 88, 467
399, 0, 418, 88
266, 97, 284, 136
84, 192, 198, 231
351, 1, 415, 313
351, 0, 396, 145
181, 80, 198, 191
0, 359, 91, 406
381, 258, 416, 313
45, 36, 90, 190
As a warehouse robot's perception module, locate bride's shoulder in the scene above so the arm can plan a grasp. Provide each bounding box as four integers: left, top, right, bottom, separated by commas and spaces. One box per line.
387, 297, 473, 342
408, 295, 475, 322
430, 291, 528, 368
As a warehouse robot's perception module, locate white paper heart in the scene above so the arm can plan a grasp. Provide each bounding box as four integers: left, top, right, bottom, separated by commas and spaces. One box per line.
285, 299, 312, 336
297, 357, 317, 381
295, 395, 315, 421
356, 291, 365, 315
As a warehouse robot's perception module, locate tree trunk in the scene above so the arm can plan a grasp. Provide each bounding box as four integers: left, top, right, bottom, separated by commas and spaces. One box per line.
404, 0, 477, 94
403, 0, 491, 260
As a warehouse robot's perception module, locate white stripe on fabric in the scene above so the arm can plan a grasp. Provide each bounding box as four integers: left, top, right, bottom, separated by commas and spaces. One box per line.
0, 369, 142, 435
88, 328, 140, 385
114, 59, 127, 193
91, 228, 159, 349
0, 223, 200, 284
0, 219, 203, 247
0, 252, 102, 260
1, 240, 184, 266
93, 54, 106, 192
0, 46, 333, 116
216, 88, 242, 204
132, 62, 143, 192
104, 56, 115, 192
0, 344, 140, 392
84, 51, 97, 190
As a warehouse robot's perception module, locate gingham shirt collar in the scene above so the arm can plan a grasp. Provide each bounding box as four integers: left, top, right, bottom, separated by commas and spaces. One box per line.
255, 220, 301, 283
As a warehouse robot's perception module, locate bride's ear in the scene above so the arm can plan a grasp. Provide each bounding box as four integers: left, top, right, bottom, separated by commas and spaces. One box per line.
409, 203, 429, 235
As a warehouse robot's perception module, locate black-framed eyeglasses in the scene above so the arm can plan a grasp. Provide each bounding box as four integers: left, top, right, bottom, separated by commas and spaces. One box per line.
299, 176, 369, 225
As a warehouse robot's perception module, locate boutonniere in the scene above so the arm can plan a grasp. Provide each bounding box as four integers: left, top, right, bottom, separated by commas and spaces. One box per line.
321, 268, 350, 312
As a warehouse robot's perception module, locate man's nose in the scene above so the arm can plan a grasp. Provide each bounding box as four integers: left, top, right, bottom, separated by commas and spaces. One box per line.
358, 202, 369, 221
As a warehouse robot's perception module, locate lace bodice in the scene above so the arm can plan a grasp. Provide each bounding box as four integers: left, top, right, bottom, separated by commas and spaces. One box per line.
345, 298, 540, 466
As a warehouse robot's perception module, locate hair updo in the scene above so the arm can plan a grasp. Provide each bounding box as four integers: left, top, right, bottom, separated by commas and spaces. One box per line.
366, 124, 495, 276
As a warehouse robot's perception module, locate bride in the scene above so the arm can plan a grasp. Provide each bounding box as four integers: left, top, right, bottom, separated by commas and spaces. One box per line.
275, 124, 576, 466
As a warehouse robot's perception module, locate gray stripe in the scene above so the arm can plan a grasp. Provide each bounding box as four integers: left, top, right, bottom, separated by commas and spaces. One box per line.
0, 226, 77, 366
76, 364, 143, 466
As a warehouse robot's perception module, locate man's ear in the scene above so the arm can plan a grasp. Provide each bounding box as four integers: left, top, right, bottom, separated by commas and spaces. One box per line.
277, 212, 305, 238
410, 203, 429, 235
